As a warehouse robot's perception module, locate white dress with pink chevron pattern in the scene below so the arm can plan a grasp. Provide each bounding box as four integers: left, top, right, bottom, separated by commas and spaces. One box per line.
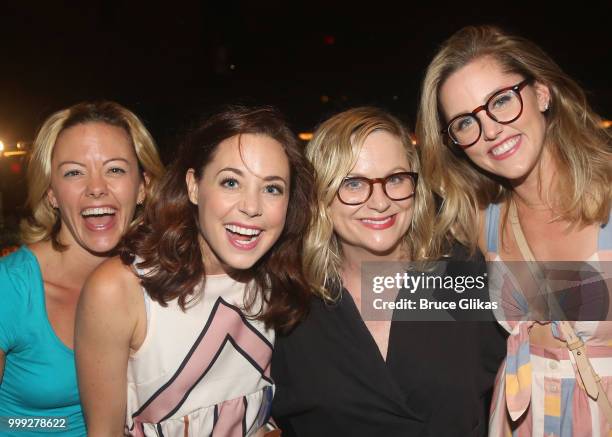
125, 273, 275, 437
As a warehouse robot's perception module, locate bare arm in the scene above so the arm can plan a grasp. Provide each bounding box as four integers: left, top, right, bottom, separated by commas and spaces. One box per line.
75, 258, 144, 437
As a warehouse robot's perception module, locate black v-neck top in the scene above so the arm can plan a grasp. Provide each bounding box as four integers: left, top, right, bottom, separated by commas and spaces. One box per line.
271, 248, 507, 436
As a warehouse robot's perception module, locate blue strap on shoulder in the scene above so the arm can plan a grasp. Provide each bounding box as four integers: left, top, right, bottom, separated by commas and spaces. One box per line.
485, 203, 501, 254
598, 219, 612, 250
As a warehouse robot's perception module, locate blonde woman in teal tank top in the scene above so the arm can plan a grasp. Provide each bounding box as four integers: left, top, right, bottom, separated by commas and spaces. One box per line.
0, 102, 163, 436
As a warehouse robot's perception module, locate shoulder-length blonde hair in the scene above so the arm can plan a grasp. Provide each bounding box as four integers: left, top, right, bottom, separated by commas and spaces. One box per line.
303, 107, 436, 300
20, 101, 165, 249
417, 25, 611, 252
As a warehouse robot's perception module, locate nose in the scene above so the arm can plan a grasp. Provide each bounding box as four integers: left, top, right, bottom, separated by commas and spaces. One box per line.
86, 173, 108, 198
238, 192, 263, 218
366, 183, 391, 212
480, 114, 503, 141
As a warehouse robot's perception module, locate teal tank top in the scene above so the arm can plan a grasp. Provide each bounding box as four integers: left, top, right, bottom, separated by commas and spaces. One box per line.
0, 246, 86, 436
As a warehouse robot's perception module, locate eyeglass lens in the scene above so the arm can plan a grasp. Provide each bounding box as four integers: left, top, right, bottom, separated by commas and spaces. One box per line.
450, 89, 522, 146
338, 173, 415, 204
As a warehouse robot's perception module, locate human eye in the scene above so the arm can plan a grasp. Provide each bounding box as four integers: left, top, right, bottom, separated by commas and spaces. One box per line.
387, 173, 408, 185
107, 166, 127, 175
342, 178, 365, 191
455, 116, 475, 132
490, 91, 513, 109
264, 184, 285, 195
63, 169, 82, 177
220, 177, 239, 189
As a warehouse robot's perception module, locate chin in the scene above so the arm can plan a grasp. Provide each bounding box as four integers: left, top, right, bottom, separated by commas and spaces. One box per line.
362, 243, 401, 257
494, 167, 532, 182
79, 232, 123, 253
86, 242, 120, 255
228, 261, 257, 270
221, 253, 263, 271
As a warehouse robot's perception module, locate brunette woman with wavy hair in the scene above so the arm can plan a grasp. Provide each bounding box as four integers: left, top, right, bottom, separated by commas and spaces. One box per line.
75, 105, 314, 437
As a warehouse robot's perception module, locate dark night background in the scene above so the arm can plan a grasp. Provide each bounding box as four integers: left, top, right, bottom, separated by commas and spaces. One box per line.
0, 1, 610, 242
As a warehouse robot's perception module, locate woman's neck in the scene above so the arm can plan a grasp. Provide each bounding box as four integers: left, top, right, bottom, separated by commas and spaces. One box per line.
340, 243, 409, 294
510, 147, 558, 210
30, 239, 107, 289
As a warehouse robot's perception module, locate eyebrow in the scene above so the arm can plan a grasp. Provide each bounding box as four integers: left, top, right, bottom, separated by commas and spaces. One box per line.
483, 83, 515, 102
345, 167, 410, 178
217, 167, 288, 184
448, 82, 520, 120
478, 80, 524, 107
57, 158, 133, 168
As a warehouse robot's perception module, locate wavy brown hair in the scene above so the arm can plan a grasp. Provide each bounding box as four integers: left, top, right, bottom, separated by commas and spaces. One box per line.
120, 105, 315, 332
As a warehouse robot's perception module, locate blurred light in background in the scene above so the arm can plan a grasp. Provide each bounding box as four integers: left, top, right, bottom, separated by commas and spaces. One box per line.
0, 140, 29, 157
3, 151, 27, 157
298, 132, 313, 141
9, 163, 22, 174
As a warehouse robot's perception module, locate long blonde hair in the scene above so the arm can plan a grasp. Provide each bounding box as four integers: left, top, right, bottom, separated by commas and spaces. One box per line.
20, 101, 165, 249
303, 107, 436, 300
417, 25, 611, 252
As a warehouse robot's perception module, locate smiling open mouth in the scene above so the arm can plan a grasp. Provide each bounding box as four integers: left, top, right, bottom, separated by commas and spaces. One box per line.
359, 214, 397, 229
224, 224, 262, 248
81, 207, 117, 230
489, 135, 521, 158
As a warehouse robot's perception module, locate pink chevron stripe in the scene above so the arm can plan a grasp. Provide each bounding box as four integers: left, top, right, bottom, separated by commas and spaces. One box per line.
212, 397, 246, 437
132, 299, 272, 428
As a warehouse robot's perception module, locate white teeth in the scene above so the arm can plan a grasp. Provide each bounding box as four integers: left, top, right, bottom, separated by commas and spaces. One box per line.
491, 136, 519, 156
224, 224, 262, 236
361, 217, 392, 224
82, 207, 117, 217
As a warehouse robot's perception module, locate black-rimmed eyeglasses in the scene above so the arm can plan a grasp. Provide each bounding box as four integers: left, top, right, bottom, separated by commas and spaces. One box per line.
337, 171, 418, 205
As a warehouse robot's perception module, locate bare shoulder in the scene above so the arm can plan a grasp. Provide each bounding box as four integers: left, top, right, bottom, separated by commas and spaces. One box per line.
86, 257, 139, 288
82, 257, 142, 308
77, 256, 145, 347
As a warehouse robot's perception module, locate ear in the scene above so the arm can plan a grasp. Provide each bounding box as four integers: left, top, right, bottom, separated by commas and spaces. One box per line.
47, 188, 58, 209
533, 80, 551, 112
137, 172, 149, 205
185, 169, 199, 205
